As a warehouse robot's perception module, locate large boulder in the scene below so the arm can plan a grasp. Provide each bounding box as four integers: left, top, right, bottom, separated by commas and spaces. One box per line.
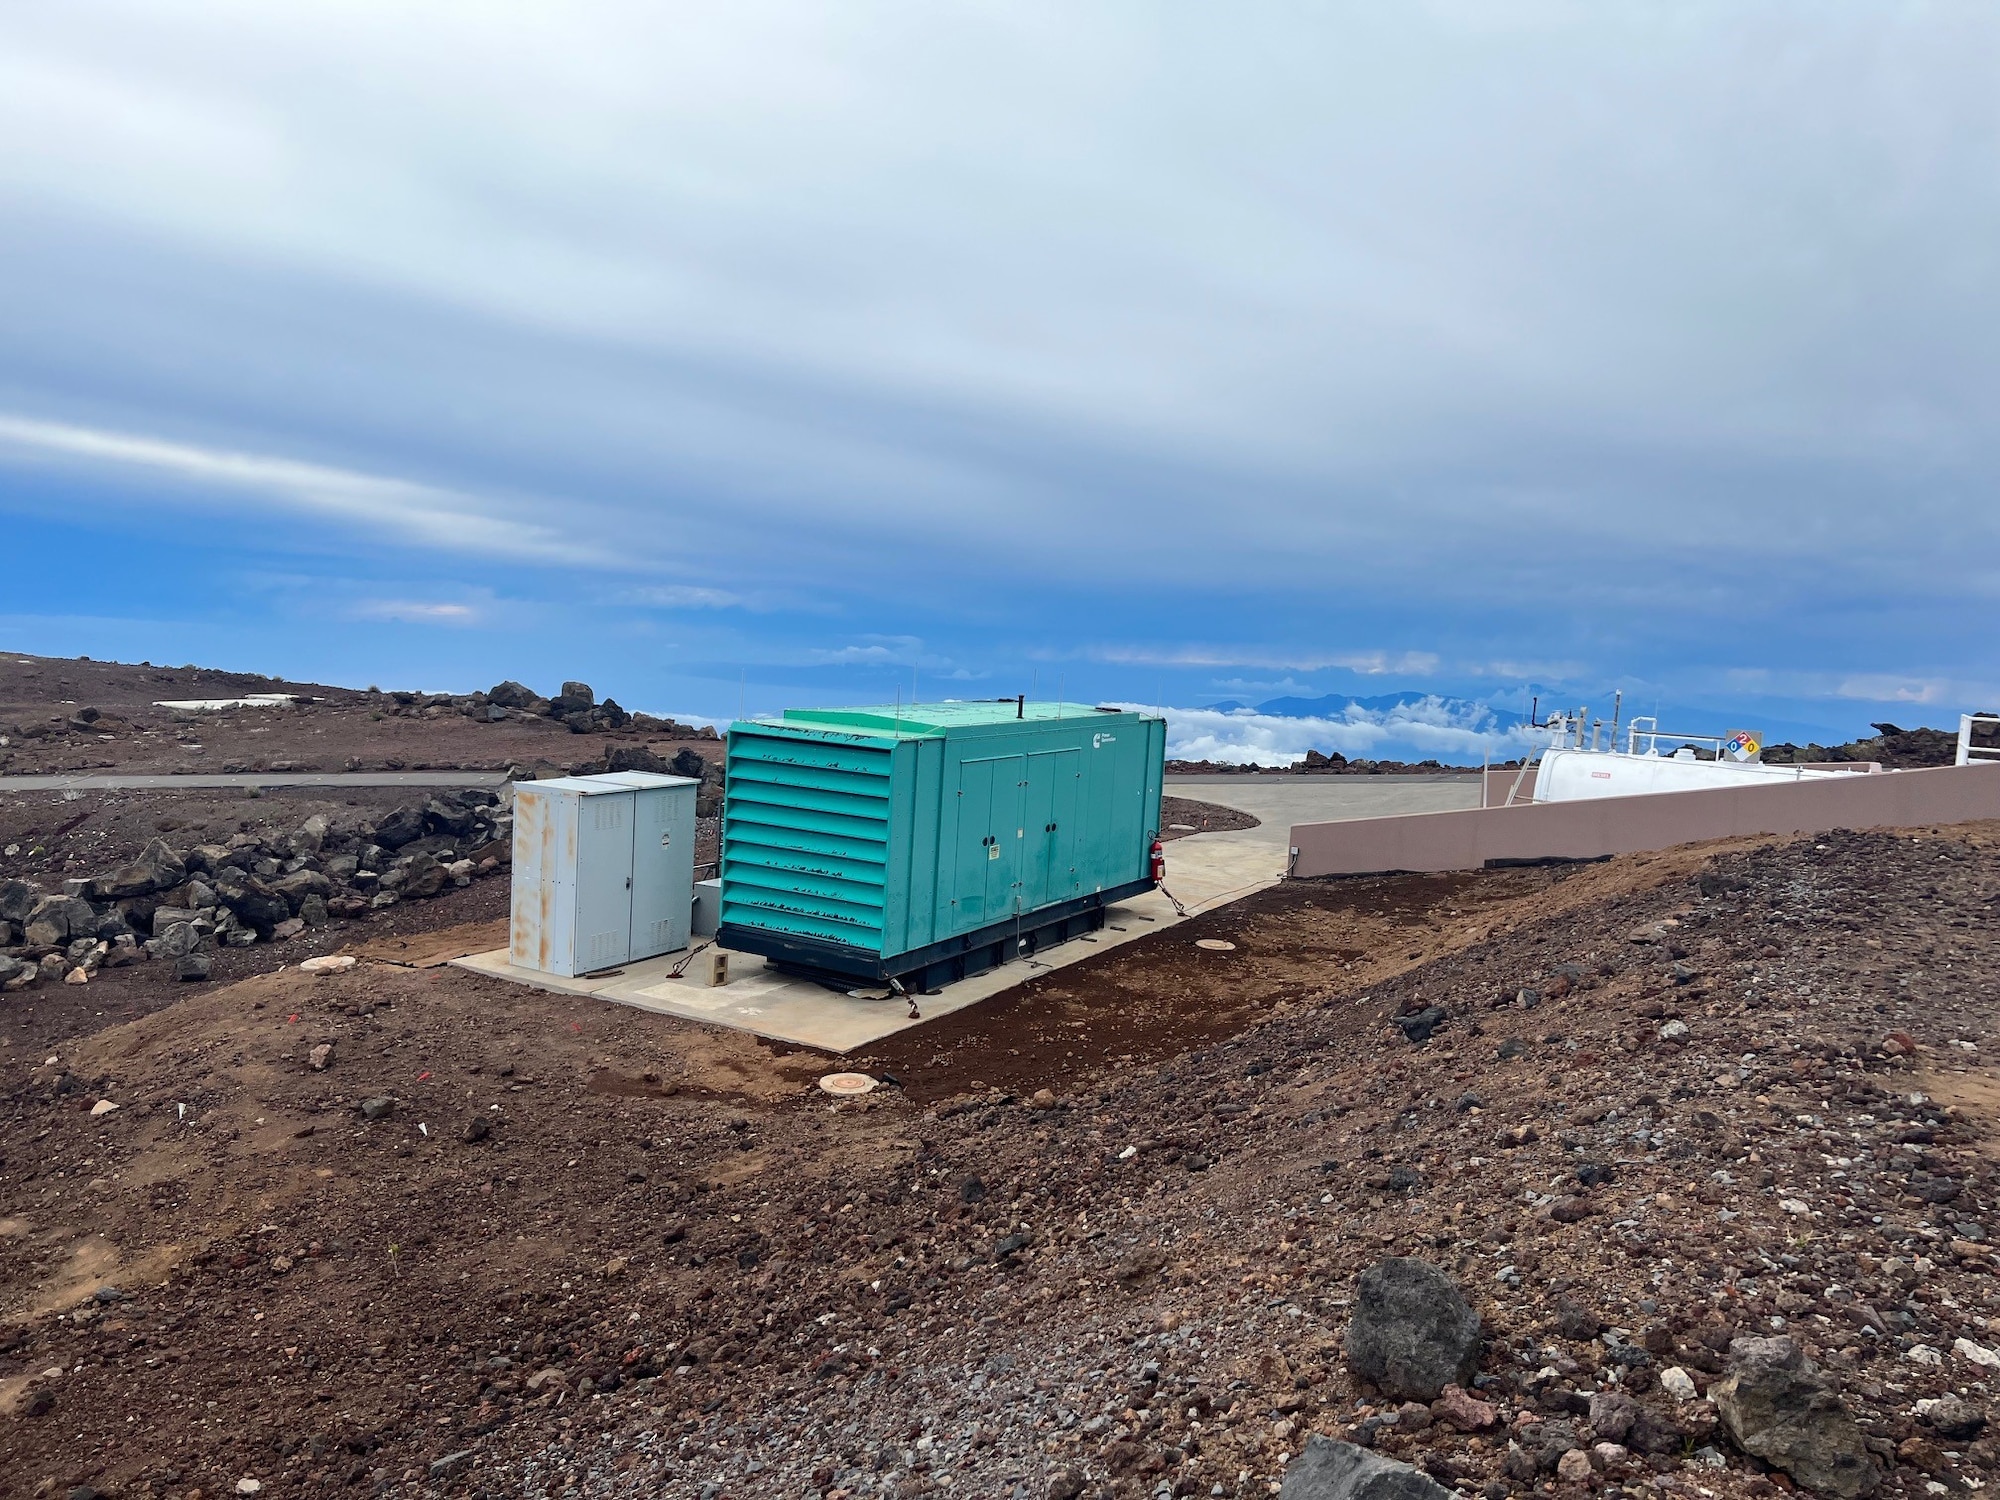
184, 844, 236, 877
1712, 1337, 1877, 1498
372, 805, 426, 850
486, 680, 538, 710
606, 745, 670, 775
1278, 1436, 1451, 1500
551, 680, 595, 715
1344, 1259, 1482, 1401
98, 839, 187, 899
0, 878, 36, 924
25, 895, 97, 947
422, 798, 477, 839
215, 875, 291, 936
671, 748, 709, 781
272, 870, 333, 913
403, 854, 448, 899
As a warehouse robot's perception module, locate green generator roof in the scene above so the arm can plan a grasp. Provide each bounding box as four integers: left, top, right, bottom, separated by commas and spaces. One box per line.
758, 700, 1135, 738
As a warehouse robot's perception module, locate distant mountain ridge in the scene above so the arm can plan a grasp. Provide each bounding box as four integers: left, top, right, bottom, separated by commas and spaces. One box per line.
1204, 691, 1503, 723
1199, 688, 1881, 756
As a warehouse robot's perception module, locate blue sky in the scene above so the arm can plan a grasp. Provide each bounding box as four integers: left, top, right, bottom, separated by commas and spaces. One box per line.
1, 4, 1995, 762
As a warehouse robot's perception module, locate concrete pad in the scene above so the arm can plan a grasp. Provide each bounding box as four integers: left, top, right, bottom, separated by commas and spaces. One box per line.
1165, 774, 1482, 844
448, 775, 1479, 1051
451, 822, 1281, 1052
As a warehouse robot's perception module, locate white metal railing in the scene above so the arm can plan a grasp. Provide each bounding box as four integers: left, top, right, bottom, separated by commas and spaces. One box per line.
1619, 715, 1737, 759
1957, 714, 2000, 766
1535, 711, 1735, 759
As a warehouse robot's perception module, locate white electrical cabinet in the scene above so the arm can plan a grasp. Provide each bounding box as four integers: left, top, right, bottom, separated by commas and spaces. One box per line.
509, 772, 698, 976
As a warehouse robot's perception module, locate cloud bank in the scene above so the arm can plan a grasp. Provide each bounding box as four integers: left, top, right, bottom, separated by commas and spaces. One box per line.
0, 5, 1992, 728
1156, 697, 1540, 766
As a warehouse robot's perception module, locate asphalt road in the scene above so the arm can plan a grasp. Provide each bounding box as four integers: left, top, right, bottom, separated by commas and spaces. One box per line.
0, 770, 513, 792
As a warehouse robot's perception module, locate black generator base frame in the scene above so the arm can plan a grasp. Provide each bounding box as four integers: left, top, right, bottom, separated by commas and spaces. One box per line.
719, 878, 1157, 992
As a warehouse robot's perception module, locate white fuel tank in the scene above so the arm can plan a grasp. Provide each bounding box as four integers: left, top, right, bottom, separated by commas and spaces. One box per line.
1533, 748, 1870, 804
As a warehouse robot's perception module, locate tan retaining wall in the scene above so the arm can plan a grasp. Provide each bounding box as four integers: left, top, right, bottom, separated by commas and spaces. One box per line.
1289, 763, 2000, 878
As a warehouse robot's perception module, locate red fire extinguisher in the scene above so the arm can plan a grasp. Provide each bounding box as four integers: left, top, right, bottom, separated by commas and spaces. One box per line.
1149, 837, 1165, 885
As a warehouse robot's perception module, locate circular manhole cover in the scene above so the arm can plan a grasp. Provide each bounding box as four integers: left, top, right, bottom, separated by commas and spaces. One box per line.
818, 1072, 880, 1096
1194, 938, 1237, 952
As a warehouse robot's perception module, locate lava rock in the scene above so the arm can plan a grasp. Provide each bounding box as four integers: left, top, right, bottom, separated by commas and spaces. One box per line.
607, 745, 672, 775
216, 874, 291, 935
0, 878, 35, 924
550, 681, 595, 716
1924, 1396, 1987, 1442
30, 894, 96, 943
423, 798, 477, 838
372, 805, 426, 850
1711, 1336, 1878, 1498
98, 838, 187, 899
1392, 1006, 1449, 1044
487, 680, 538, 710
1432, 1384, 1499, 1432
273, 869, 332, 912
1554, 1293, 1601, 1340
1345, 1258, 1482, 1401
1278, 1436, 1452, 1500
156, 920, 201, 959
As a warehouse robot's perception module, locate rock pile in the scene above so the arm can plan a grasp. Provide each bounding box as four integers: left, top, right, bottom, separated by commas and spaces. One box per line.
483, 679, 716, 740
0, 792, 510, 989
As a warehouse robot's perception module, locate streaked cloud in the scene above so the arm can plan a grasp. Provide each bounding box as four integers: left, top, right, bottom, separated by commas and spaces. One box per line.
0, 6, 1992, 730
1090, 647, 1443, 676
350, 599, 480, 626
624, 585, 743, 610
0, 414, 612, 567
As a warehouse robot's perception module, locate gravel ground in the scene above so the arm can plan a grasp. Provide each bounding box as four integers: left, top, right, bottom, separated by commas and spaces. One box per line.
4, 823, 1998, 1498
0, 652, 720, 781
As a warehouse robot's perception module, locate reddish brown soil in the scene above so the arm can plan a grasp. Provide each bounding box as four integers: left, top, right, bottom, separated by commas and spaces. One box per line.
0, 652, 721, 779
1157, 795, 1259, 842
4, 822, 1995, 1499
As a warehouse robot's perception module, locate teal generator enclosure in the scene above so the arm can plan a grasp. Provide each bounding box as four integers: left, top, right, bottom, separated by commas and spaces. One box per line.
719, 700, 1167, 987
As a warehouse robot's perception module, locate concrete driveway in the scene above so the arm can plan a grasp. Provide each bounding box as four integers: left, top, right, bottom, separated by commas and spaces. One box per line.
1166, 773, 1483, 847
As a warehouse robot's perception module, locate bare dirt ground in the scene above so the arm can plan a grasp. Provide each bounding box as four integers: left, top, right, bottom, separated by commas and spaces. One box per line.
1157, 796, 1259, 843
3, 655, 1998, 1500
2, 824, 1996, 1500
0, 652, 723, 780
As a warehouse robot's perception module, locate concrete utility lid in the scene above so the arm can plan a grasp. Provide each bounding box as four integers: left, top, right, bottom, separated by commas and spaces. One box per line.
1194, 938, 1238, 952
817, 1073, 879, 1096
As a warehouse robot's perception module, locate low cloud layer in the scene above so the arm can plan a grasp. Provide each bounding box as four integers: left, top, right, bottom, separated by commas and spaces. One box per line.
1159, 697, 1538, 766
